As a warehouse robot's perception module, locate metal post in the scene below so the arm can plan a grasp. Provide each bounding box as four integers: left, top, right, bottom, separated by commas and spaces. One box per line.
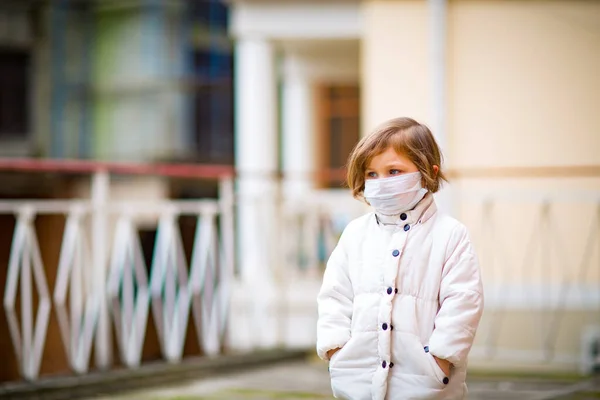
21, 216, 33, 379
219, 176, 235, 350
92, 170, 111, 369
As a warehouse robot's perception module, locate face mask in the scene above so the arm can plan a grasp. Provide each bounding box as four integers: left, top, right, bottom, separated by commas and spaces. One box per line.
363, 172, 428, 216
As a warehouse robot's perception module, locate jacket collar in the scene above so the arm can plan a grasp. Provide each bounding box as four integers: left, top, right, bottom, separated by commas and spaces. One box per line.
374, 192, 437, 228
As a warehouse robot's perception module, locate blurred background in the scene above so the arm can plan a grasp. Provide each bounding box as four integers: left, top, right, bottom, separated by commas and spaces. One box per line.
0, 0, 598, 399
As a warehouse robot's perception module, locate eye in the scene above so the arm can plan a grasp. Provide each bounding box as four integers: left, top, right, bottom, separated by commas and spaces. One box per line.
389, 169, 401, 175
366, 171, 377, 178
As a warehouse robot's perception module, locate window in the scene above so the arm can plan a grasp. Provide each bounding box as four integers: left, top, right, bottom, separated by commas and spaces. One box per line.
317, 84, 361, 188
191, 1, 234, 165
0, 48, 29, 139
193, 79, 234, 165
190, 0, 228, 28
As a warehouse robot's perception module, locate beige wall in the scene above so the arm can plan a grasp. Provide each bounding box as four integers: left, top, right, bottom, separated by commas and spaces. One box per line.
449, 1, 600, 168
362, 0, 600, 166
362, 0, 600, 371
362, 0, 431, 135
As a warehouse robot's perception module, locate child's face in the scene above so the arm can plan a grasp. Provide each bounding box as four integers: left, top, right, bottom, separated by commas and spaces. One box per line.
365, 146, 419, 180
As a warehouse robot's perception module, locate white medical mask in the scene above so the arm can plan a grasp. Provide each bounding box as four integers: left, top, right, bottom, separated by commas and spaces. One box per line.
364, 172, 428, 216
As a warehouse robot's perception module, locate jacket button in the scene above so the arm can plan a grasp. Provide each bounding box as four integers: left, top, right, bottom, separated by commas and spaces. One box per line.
392, 249, 400, 257
394, 288, 398, 294
382, 323, 388, 330
403, 224, 410, 232
424, 346, 429, 353
390, 325, 394, 330
387, 287, 393, 295
389, 362, 394, 368
443, 377, 449, 385
382, 360, 387, 368
400, 213, 407, 221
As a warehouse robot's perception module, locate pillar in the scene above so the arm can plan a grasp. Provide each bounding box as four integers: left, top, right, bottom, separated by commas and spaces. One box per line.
92, 170, 111, 369
282, 52, 316, 198
429, 0, 453, 216
234, 37, 279, 348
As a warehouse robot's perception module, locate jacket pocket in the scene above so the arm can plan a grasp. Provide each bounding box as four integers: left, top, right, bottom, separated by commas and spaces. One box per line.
328, 337, 353, 370
424, 349, 449, 384
398, 333, 448, 387
329, 334, 376, 400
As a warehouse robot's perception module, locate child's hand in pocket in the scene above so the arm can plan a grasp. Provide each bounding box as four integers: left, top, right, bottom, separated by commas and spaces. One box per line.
433, 356, 451, 376
327, 348, 341, 360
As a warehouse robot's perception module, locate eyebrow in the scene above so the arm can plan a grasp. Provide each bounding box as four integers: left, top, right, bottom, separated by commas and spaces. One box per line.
366, 162, 406, 170
384, 162, 405, 168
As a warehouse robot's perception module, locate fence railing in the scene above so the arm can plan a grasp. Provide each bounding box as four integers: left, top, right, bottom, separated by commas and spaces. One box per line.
1, 161, 599, 383
460, 188, 600, 369
279, 190, 367, 280
277, 169, 600, 371
2, 187, 234, 380
0, 162, 234, 382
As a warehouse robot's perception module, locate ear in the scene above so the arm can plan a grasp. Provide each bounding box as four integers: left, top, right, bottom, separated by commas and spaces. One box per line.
433, 165, 439, 176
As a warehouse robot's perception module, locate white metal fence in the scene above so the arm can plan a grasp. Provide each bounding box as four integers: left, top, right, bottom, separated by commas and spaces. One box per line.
460, 188, 600, 370
276, 185, 600, 371
1, 168, 599, 382
279, 190, 367, 279
1, 172, 234, 381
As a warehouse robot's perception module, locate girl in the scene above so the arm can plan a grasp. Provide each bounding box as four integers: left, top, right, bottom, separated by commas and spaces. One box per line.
317, 117, 484, 400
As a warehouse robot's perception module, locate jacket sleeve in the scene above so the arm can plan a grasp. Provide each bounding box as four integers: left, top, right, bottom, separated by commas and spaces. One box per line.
428, 224, 484, 368
316, 228, 354, 361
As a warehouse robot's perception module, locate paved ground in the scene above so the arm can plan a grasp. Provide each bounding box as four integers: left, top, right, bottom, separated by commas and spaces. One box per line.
90, 359, 600, 400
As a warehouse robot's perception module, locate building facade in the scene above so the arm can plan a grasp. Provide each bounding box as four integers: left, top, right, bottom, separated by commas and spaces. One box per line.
0, 0, 237, 383
229, 0, 600, 372
0, 0, 599, 384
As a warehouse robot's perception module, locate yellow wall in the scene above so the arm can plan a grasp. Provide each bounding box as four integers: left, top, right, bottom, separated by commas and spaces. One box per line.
362, 0, 600, 166
361, 0, 431, 135
448, 1, 600, 168
362, 0, 600, 371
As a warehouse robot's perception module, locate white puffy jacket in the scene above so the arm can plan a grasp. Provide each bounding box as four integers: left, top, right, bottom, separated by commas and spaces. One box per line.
317, 194, 484, 400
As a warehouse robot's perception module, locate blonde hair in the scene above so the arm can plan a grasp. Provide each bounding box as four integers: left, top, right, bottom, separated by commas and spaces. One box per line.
347, 117, 447, 199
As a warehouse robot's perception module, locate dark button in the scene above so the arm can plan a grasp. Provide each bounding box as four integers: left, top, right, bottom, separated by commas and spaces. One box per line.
400, 213, 407, 221
403, 224, 410, 232
382, 323, 388, 330
392, 249, 400, 257
382, 360, 387, 368
395, 288, 398, 294
390, 325, 394, 330
424, 346, 429, 353
389, 362, 394, 368
387, 287, 393, 295
443, 377, 449, 385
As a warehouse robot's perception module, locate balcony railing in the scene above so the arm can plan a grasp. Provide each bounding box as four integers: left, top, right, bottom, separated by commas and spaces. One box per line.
278, 165, 600, 371
0, 160, 598, 384
0, 160, 234, 382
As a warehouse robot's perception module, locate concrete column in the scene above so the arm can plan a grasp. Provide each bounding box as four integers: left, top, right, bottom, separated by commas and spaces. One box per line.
91, 171, 111, 369
429, 0, 454, 216
234, 37, 279, 349
279, 51, 319, 348
282, 53, 316, 198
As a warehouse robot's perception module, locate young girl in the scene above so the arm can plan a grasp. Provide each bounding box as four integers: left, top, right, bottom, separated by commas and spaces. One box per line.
317, 117, 484, 400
